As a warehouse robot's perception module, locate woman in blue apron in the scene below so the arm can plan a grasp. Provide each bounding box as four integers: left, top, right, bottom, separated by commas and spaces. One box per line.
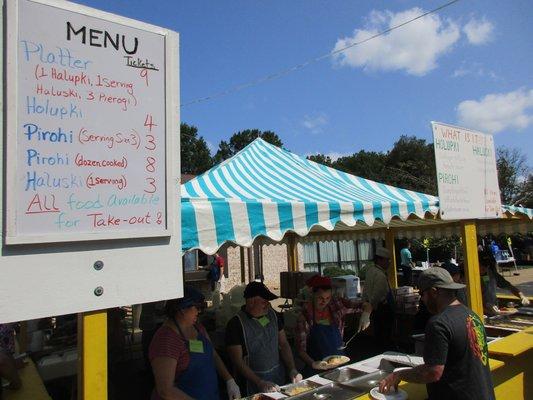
150, 286, 241, 400
296, 276, 357, 377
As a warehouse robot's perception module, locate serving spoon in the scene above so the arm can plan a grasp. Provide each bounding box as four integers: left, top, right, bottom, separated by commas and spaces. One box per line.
338, 330, 360, 350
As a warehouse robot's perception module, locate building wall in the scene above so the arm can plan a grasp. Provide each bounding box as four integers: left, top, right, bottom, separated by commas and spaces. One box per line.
220, 242, 292, 293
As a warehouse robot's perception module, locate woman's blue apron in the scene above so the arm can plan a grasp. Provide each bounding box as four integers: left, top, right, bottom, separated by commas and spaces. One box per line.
303, 303, 344, 377
174, 321, 219, 400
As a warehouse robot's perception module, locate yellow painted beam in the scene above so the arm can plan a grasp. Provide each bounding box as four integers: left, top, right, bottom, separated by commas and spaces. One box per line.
460, 220, 483, 317
287, 233, 299, 272
78, 311, 107, 400
385, 228, 398, 289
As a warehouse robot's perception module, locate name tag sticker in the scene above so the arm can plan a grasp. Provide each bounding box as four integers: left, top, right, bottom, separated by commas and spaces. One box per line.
258, 316, 270, 327
189, 339, 204, 353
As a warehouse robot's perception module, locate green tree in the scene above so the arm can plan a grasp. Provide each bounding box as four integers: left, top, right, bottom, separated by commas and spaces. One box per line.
496, 147, 532, 207
385, 135, 437, 194
180, 123, 213, 175
307, 153, 333, 166
335, 150, 388, 183
213, 129, 283, 163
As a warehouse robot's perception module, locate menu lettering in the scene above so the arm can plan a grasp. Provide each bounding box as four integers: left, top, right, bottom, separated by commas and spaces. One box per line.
12, 0, 167, 239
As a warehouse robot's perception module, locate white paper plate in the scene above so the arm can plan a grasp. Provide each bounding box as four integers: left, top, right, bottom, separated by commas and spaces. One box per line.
321, 355, 350, 367
369, 387, 408, 400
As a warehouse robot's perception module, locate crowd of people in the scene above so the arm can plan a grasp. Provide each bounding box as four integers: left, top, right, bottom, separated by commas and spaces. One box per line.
1, 241, 528, 400
142, 243, 530, 400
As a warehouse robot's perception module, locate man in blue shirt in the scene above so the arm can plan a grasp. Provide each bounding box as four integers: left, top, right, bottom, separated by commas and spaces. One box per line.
400, 241, 415, 286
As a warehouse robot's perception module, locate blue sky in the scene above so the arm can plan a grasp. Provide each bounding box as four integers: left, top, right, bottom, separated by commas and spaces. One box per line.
76, 0, 533, 163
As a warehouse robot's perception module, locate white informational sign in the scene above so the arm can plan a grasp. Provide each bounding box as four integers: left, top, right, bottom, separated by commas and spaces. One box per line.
6, 0, 172, 244
431, 121, 501, 220
1, 0, 181, 323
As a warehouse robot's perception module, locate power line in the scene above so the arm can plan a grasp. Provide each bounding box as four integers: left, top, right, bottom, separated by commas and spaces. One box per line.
181, 0, 461, 107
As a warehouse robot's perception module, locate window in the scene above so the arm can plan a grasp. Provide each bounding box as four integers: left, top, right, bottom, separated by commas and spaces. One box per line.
183, 251, 198, 272
303, 239, 360, 275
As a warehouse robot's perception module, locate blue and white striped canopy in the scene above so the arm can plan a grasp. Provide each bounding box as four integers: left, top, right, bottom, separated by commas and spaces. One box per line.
181, 139, 445, 253
181, 139, 532, 253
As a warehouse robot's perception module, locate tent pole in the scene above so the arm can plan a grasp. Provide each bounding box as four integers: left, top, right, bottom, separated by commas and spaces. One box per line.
460, 221, 483, 316
240, 247, 246, 283
287, 233, 299, 272
385, 228, 398, 289
78, 310, 108, 400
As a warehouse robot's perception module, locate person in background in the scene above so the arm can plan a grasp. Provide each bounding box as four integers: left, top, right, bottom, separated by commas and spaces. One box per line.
379, 268, 495, 400
361, 246, 394, 352
295, 275, 367, 377
479, 253, 530, 316
400, 240, 415, 286
442, 260, 467, 305
150, 286, 240, 400
0, 323, 22, 394
226, 281, 302, 396
490, 241, 501, 259
209, 253, 225, 292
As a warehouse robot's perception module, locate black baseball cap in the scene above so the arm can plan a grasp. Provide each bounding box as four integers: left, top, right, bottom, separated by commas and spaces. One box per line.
418, 267, 466, 292
243, 281, 278, 301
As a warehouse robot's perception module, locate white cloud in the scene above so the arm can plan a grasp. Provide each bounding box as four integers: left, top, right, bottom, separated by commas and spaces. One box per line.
302, 113, 328, 134
325, 152, 350, 162
464, 17, 494, 45
452, 62, 498, 80
457, 88, 533, 134
332, 7, 460, 76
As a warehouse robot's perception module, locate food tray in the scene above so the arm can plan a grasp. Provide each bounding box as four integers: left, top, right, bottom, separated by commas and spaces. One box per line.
341, 370, 389, 391
281, 380, 321, 396
321, 367, 367, 383
241, 395, 276, 400
287, 382, 364, 400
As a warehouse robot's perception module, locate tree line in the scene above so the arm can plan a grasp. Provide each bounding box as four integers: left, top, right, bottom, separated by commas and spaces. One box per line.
180, 123, 532, 208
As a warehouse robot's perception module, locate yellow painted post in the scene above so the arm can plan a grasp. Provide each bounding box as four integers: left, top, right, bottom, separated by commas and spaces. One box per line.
78, 311, 107, 400
287, 233, 300, 272
460, 220, 483, 316
385, 228, 398, 289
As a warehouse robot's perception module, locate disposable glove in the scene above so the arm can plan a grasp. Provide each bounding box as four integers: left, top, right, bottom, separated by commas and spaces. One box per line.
226, 378, 241, 399
519, 293, 530, 306
357, 311, 371, 332
258, 380, 280, 393
289, 368, 303, 383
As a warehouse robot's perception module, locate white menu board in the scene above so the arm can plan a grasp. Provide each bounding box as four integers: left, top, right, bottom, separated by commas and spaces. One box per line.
6, 0, 175, 243
1, 0, 181, 323
431, 121, 501, 220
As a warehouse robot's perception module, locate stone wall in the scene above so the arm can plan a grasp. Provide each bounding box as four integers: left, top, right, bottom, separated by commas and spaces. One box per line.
220, 242, 293, 293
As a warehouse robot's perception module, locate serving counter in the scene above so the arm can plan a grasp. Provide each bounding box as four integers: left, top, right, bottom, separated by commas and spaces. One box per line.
246, 337, 530, 400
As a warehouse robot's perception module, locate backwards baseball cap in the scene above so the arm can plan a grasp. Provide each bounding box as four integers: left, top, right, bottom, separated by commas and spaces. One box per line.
375, 246, 390, 259
418, 267, 466, 292
243, 281, 278, 301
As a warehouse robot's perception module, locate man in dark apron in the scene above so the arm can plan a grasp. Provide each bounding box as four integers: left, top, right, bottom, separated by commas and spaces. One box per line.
226, 281, 302, 395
